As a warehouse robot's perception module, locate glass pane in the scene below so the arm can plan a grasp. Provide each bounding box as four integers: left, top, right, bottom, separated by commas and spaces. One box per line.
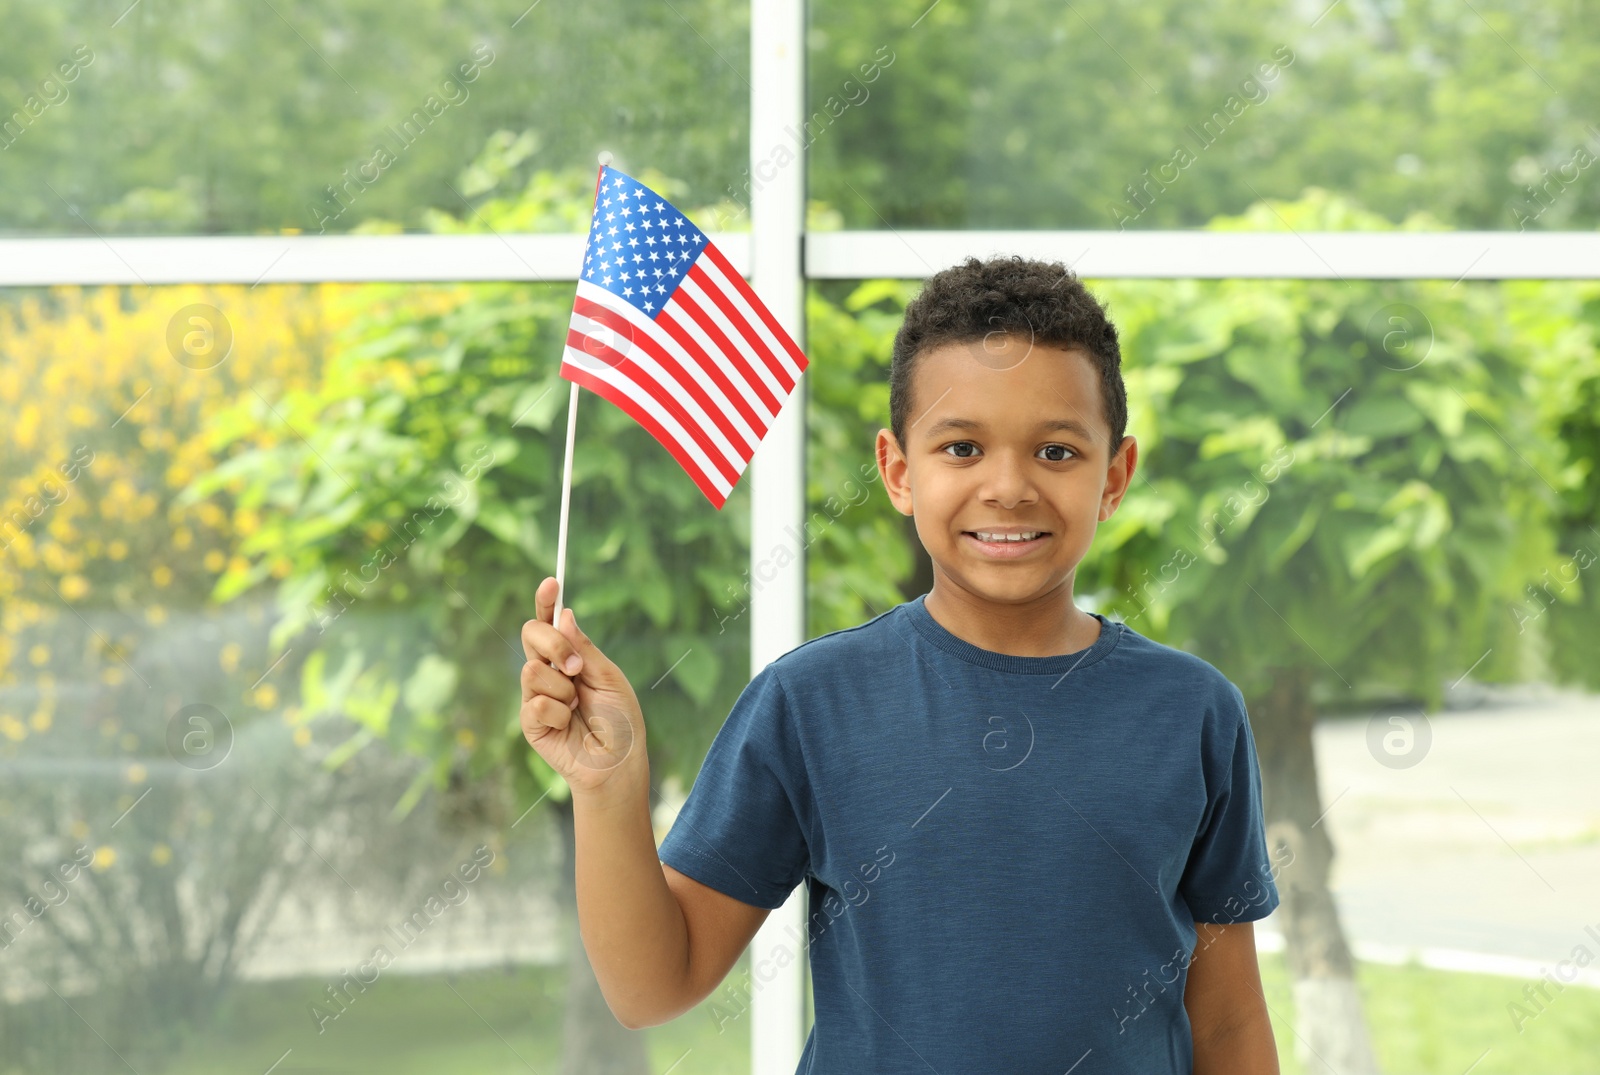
0, 0, 747, 236
0, 279, 752, 1072
806, 0, 1600, 230
804, 273, 1600, 1070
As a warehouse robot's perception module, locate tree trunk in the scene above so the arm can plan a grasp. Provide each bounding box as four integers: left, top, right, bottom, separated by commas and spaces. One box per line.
1250, 666, 1381, 1075
552, 797, 652, 1075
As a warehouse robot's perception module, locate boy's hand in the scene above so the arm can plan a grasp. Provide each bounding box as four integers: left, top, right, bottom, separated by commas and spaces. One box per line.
520, 576, 646, 795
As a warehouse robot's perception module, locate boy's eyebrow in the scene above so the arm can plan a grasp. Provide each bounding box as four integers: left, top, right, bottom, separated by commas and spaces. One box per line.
923, 416, 1099, 443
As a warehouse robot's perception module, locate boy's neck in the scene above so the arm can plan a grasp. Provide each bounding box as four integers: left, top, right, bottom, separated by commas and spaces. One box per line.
922, 578, 1102, 659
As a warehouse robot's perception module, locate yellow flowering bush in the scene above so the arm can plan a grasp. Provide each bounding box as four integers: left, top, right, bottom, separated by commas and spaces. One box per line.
0, 283, 346, 740
0, 280, 486, 1061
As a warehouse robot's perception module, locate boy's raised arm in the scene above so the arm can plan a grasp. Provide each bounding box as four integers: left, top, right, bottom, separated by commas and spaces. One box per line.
520, 577, 767, 1029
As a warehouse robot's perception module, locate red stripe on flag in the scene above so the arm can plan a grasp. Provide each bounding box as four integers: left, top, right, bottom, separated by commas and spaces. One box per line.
564, 328, 741, 488
572, 295, 756, 457
687, 264, 794, 394
559, 356, 730, 510
657, 307, 777, 431
673, 288, 783, 415
701, 243, 809, 373
563, 356, 730, 509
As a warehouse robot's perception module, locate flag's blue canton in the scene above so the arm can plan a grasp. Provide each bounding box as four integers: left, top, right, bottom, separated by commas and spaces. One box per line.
582, 166, 709, 319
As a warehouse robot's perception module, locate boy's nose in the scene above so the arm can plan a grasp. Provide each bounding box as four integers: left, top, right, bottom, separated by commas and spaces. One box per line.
978, 453, 1039, 507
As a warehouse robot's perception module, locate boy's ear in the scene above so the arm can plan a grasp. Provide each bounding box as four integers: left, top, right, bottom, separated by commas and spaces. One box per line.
876, 428, 914, 516
1099, 435, 1139, 521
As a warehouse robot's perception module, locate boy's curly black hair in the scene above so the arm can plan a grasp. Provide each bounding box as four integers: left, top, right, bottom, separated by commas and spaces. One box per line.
888, 255, 1127, 459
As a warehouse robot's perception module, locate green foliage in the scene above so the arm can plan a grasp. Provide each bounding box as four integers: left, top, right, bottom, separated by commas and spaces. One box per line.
1506, 279, 1600, 688
0, 0, 748, 234
1071, 192, 1597, 703
799, 187, 1600, 706
810, 0, 1600, 230
803, 278, 924, 633
182, 128, 1600, 819
184, 164, 732, 811
6, 1, 1599, 235
182, 141, 919, 820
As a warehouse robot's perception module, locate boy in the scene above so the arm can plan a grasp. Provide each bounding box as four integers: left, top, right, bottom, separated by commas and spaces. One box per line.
520, 255, 1282, 1073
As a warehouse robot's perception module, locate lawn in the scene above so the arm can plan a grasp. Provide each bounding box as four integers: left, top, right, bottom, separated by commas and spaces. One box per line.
12, 953, 1597, 1074
1261, 954, 1596, 1075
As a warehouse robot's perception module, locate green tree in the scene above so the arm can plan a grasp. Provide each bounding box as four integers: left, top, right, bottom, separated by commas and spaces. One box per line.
802, 277, 926, 630
185, 132, 1600, 1070
186, 141, 909, 1072
800, 191, 1600, 1070
809, 0, 1600, 230
1, 0, 747, 235
8, 0, 1600, 236
1508, 279, 1600, 686
1071, 192, 1590, 1072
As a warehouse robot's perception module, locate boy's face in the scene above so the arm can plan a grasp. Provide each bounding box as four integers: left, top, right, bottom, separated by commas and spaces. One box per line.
877, 334, 1137, 609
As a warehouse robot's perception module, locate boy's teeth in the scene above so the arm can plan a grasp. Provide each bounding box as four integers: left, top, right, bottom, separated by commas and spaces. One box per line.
973, 531, 1041, 543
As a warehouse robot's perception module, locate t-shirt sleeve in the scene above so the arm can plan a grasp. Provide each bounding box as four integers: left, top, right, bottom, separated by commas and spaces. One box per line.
656, 662, 810, 910
1177, 679, 1281, 925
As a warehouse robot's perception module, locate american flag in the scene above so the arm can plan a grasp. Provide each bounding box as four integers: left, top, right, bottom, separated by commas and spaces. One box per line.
559, 165, 809, 509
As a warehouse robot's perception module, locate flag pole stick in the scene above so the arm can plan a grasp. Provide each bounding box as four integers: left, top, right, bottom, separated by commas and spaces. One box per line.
551, 380, 580, 628
551, 150, 612, 631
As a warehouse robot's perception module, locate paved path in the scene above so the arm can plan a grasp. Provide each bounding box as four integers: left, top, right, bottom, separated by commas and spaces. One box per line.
1255, 684, 1600, 975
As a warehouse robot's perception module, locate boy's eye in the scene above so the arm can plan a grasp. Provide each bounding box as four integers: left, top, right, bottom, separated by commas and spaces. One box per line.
940, 442, 1077, 461
934, 441, 1075, 460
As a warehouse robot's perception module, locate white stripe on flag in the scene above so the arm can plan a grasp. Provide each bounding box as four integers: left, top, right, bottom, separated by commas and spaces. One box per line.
676, 270, 787, 394
567, 307, 747, 472
573, 280, 767, 448
694, 251, 805, 385
669, 270, 787, 405
560, 343, 735, 501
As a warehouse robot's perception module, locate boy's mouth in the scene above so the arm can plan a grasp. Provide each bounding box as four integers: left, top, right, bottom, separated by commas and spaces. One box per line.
961, 528, 1051, 557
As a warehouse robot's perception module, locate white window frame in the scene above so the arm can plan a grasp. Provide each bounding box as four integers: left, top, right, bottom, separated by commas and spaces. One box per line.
5, 228, 1597, 288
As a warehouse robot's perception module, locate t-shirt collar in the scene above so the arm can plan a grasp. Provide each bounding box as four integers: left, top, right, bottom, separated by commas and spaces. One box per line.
902, 592, 1122, 675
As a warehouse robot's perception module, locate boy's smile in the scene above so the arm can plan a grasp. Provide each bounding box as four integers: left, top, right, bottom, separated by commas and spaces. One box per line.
878, 333, 1138, 658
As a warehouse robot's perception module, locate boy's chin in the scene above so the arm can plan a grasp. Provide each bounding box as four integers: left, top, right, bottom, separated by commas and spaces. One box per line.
934, 562, 1071, 601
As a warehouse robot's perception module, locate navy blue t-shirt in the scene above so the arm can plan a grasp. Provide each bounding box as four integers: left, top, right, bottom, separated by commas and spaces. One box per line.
657, 593, 1281, 1073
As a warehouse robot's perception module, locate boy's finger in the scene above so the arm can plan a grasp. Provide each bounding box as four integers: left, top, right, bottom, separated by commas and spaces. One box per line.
522, 658, 578, 705
524, 694, 572, 733
521, 617, 582, 673
557, 608, 599, 678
